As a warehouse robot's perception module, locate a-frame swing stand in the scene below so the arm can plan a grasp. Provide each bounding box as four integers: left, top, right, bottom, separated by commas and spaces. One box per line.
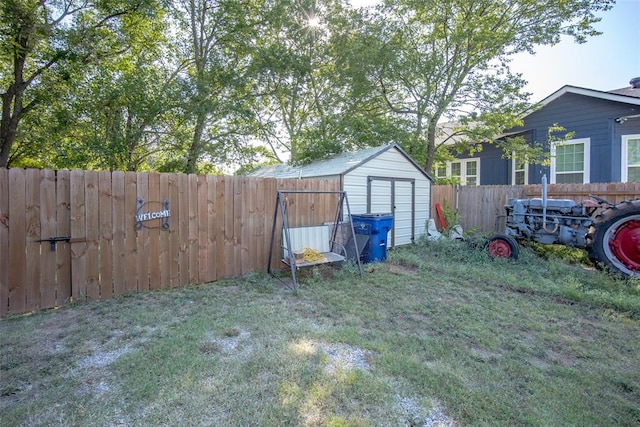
267, 190, 363, 291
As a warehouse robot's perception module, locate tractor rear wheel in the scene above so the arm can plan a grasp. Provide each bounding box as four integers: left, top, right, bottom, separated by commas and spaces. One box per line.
486, 234, 519, 260
586, 199, 640, 278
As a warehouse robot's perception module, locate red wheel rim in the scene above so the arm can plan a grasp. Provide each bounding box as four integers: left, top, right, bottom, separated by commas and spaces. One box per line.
488, 239, 511, 258
608, 219, 640, 270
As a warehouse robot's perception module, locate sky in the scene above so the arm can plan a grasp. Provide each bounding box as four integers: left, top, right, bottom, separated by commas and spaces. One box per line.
348, 0, 640, 102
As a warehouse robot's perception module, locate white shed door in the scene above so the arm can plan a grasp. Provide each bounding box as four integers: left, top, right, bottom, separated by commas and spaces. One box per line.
369, 179, 392, 212
393, 181, 414, 246
367, 177, 415, 247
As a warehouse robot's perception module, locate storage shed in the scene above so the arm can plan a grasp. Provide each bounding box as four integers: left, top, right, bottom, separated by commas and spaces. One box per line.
250, 143, 432, 247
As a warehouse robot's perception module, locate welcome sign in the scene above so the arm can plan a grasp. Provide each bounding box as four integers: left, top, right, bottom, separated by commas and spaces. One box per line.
135, 197, 170, 231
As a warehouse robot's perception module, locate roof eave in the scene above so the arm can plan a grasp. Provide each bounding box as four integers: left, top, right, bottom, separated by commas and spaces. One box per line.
539, 85, 640, 107
342, 143, 433, 182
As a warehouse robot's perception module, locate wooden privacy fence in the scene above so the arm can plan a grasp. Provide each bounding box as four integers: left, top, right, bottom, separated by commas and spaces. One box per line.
431, 182, 640, 233
0, 168, 339, 317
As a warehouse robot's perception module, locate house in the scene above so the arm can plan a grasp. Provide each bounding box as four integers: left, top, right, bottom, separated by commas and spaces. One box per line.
250, 143, 432, 247
437, 78, 640, 185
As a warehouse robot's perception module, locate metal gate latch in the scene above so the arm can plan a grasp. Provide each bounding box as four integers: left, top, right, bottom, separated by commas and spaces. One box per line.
36, 236, 84, 251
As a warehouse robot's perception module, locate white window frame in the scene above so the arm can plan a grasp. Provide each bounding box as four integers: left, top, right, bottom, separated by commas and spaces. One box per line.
434, 164, 447, 180
511, 152, 528, 185
621, 134, 640, 183
550, 138, 590, 184
436, 158, 480, 186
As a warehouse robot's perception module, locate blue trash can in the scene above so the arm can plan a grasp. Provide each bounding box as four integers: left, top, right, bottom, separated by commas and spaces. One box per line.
351, 213, 393, 263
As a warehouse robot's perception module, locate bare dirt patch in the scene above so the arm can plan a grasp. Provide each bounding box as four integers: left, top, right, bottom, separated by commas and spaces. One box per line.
318, 342, 373, 376
202, 328, 252, 355
387, 263, 420, 277
396, 395, 457, 427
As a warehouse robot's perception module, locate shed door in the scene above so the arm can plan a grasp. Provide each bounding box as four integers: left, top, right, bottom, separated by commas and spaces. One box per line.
367, 177, 415, 247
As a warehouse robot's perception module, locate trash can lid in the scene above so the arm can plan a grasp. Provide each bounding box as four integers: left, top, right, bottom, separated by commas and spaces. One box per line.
352, 213, 392, 218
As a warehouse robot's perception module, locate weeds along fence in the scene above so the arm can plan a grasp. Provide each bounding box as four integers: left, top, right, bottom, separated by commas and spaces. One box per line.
431, 182, 640, 233
0, 168, 340, 317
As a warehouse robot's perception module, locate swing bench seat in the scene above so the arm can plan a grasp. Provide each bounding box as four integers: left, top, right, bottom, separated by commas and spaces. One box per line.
267, 190, 363, 291
281, 225, 347, 268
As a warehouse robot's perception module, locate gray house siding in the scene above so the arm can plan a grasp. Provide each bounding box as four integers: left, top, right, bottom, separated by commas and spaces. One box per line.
453, 88, 640, 185
612, 118, 640, 181
520, 93, 639, 184
479, 144, 508, 185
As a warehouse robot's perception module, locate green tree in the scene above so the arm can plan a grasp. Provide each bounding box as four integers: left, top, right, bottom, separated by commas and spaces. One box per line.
0, 0, 160, 168
17, 5, 176, 171
346, 0, 613, 174
249, 0, 337, 164
63, 58, 180, 171
167, 0, 274, 174
251, 0, 403, 165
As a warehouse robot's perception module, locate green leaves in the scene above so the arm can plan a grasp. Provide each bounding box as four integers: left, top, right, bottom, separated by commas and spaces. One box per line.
0, 0, 615, 172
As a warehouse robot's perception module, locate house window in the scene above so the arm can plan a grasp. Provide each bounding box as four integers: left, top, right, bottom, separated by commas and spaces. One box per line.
464, 160, 478, 185
511, 152, 528, 185
451, 162, 461, 181
622, 134, 640, 182
435, 158, 480, 185
550, 138, 590, 184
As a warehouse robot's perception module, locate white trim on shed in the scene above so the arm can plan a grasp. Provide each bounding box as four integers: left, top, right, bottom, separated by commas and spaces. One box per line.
250, 144, 432, 247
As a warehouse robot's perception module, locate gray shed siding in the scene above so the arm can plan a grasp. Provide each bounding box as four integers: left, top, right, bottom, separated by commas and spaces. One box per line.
343, 148, 431, 246
250, 144, 432, 246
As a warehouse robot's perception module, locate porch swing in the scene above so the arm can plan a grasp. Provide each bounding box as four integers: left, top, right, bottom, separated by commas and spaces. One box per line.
267, 190, 364, 291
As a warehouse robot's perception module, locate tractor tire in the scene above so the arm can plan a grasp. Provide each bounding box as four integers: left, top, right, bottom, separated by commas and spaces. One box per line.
486, 234, 519, 260
586, 199, 640, 279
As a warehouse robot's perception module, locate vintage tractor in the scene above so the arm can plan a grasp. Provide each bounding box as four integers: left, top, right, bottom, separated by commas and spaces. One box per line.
487, 175, 640, 279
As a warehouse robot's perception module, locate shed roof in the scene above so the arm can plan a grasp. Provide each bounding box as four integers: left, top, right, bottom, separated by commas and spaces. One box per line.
250, 143, 432, 181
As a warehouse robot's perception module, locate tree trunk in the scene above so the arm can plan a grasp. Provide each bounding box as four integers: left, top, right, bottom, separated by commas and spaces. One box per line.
425, 117, 438, 175
0, 92, 18, 168
0, 34, 28, 168
186, 112, 206, 174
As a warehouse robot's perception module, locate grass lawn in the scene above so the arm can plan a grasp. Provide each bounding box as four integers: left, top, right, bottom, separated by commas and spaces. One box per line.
1, 239, 640, 426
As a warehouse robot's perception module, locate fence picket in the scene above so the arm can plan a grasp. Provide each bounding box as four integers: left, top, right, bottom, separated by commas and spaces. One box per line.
216, 176, 227, 280
178, 173, 189, 285
39, 169, 57, 310
112, 171, 126, 297
148, 173, 161, 290
136, 173, 150, 292
250, 177, 263, 273
85, 171, 100, 300
159, 173, 170, 289
124, 172, 138, 293
25, 169, 41, 311
188, 174, 198, 284
168, 173, 180, 287
56, 170, 71, 306
197, 175, 208, 283
70, 170, 87, 301
223, 177, 234, 278
8, 169, 27, 314
98, 171, 114, 299
0, 168, 7, 317
241, 178, 251, 275
233, 178, 243, 278
206, 175, 217, 283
